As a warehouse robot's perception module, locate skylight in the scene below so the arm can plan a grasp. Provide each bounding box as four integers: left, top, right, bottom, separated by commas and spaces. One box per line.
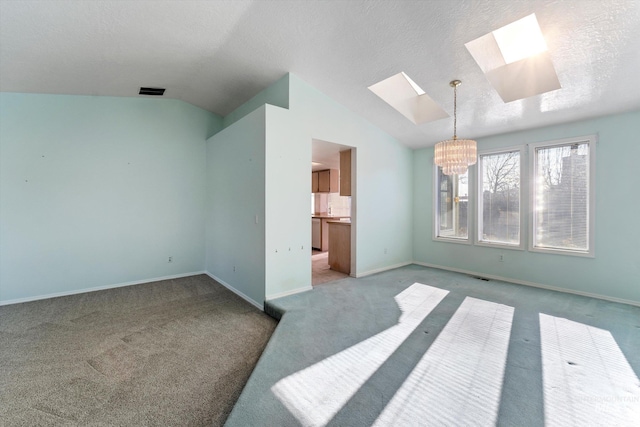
493, 14, 548, 64
465, 14, 560, 103
368, 72, 448, 125
401, 72, 425, 95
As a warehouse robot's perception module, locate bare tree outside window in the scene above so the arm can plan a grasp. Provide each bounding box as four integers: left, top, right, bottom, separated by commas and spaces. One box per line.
480, 151, 520, 245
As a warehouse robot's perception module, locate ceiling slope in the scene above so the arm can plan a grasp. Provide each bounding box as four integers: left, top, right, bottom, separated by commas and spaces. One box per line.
1, 0, 639, 148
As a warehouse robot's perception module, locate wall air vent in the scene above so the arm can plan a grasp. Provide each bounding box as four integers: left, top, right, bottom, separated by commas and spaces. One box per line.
139, 87, 165, 96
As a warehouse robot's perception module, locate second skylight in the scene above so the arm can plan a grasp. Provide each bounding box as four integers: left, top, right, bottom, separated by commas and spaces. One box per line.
369, 72, 448, 125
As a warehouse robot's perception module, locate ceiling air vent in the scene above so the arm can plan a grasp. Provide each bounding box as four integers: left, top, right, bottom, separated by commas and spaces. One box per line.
139, 87, 165, 96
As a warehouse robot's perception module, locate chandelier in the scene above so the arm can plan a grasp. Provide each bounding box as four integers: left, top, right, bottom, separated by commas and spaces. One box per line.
434, 80, 477, 175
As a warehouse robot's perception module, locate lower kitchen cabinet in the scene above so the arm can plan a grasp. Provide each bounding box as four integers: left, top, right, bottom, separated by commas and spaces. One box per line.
328, 221, 350, 274
312, 218, 321, 249
311, 218, 331, 251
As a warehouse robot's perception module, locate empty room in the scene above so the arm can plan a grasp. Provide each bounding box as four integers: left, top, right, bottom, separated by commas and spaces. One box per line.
1, 1, 639, 426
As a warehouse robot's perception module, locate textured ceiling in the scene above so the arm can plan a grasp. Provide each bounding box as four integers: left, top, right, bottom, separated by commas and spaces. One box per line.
1, 0, 639, 148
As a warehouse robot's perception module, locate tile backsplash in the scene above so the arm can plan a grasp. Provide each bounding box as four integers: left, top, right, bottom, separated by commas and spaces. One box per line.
312, 193, 351, 216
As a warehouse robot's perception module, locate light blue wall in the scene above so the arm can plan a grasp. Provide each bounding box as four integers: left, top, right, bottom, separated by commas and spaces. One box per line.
0, 93, 222, 304
264, 105, 311, 298
0, 74, 411, 306
222, 74, 289, 129
206, 106, 266, 306
263, 74, 414, 299
288, 75, 414, 276
413, 110, 640, 304
7, 79, 631, 307
207, 73, 413, 301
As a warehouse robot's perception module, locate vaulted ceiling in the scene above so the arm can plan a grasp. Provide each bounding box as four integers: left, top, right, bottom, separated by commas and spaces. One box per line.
1, 0, 639, 148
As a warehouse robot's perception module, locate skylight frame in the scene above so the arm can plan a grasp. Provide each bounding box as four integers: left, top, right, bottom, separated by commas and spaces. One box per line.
368, 72, 449, 125
465, 13, 561, 103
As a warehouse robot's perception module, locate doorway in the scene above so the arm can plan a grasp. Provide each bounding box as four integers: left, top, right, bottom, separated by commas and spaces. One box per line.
311, 139, 355, 286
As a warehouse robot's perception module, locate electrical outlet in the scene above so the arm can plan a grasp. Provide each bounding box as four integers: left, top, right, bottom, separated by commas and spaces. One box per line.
168, 256, 173, 263
233, 266, 236, 272
384, 248, 388, 255
499, 254, 504, 262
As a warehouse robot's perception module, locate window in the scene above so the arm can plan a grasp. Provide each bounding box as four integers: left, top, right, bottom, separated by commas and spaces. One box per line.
434, 167, 470, 242
529, 136, 595, 256
433, 134, 595, 257
478, 148, 523, 248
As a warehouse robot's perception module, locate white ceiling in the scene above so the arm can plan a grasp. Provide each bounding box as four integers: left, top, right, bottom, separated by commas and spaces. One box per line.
312, 139, 352, 171
1, 0, 639, 149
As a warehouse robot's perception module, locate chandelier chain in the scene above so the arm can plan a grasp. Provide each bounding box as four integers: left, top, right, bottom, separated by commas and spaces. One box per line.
453, 84, 457, 140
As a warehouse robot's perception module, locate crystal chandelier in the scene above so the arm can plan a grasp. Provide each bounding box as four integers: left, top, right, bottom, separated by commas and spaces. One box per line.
434, 80, 477, 175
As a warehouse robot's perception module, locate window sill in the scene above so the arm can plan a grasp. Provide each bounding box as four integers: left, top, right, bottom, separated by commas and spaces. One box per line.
433, 236, 472, 245
529, 246, 595, 258
476, 241, 525, 251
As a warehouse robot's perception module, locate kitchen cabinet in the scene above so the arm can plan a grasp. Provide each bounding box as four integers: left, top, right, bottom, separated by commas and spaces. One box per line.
311, 218, 329, 252
340, 149, 351, 196
312, 169, 339, 193
311, 218, 330, 251
328, 221, 351, 274
312, 218, 321, 249
312, 215, 350, 251
321, 218, 330, 251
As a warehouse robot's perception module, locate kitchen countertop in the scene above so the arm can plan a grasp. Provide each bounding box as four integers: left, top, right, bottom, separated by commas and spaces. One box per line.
327, 219, 351, 225
312, 213, 351, 219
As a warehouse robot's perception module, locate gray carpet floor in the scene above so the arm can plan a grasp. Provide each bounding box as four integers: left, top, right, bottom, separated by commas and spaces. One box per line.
0, 274, 276, 426
227, 264, 640, 426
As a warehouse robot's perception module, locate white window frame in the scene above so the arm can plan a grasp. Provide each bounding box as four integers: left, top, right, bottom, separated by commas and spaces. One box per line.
528, 135, 596, 258
476, 145, 526, 250
432, 164, 474, 245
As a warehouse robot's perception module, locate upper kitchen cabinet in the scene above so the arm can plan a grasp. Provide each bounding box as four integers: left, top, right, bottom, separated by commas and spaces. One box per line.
339, 149, 352, 196
312, 169, 339, 193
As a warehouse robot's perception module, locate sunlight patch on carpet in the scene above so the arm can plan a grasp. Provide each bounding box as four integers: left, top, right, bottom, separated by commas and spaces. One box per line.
271, 283, 449, 427
372, 297, 514, 426
539, 314, 640, 426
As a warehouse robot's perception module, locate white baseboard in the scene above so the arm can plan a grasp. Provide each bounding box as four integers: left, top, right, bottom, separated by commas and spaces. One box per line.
266, 285, 313, 301
413, 262, 640, 308
355, 261, 413, 278
205, 272, 263, 310
0, 271, 207, 306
